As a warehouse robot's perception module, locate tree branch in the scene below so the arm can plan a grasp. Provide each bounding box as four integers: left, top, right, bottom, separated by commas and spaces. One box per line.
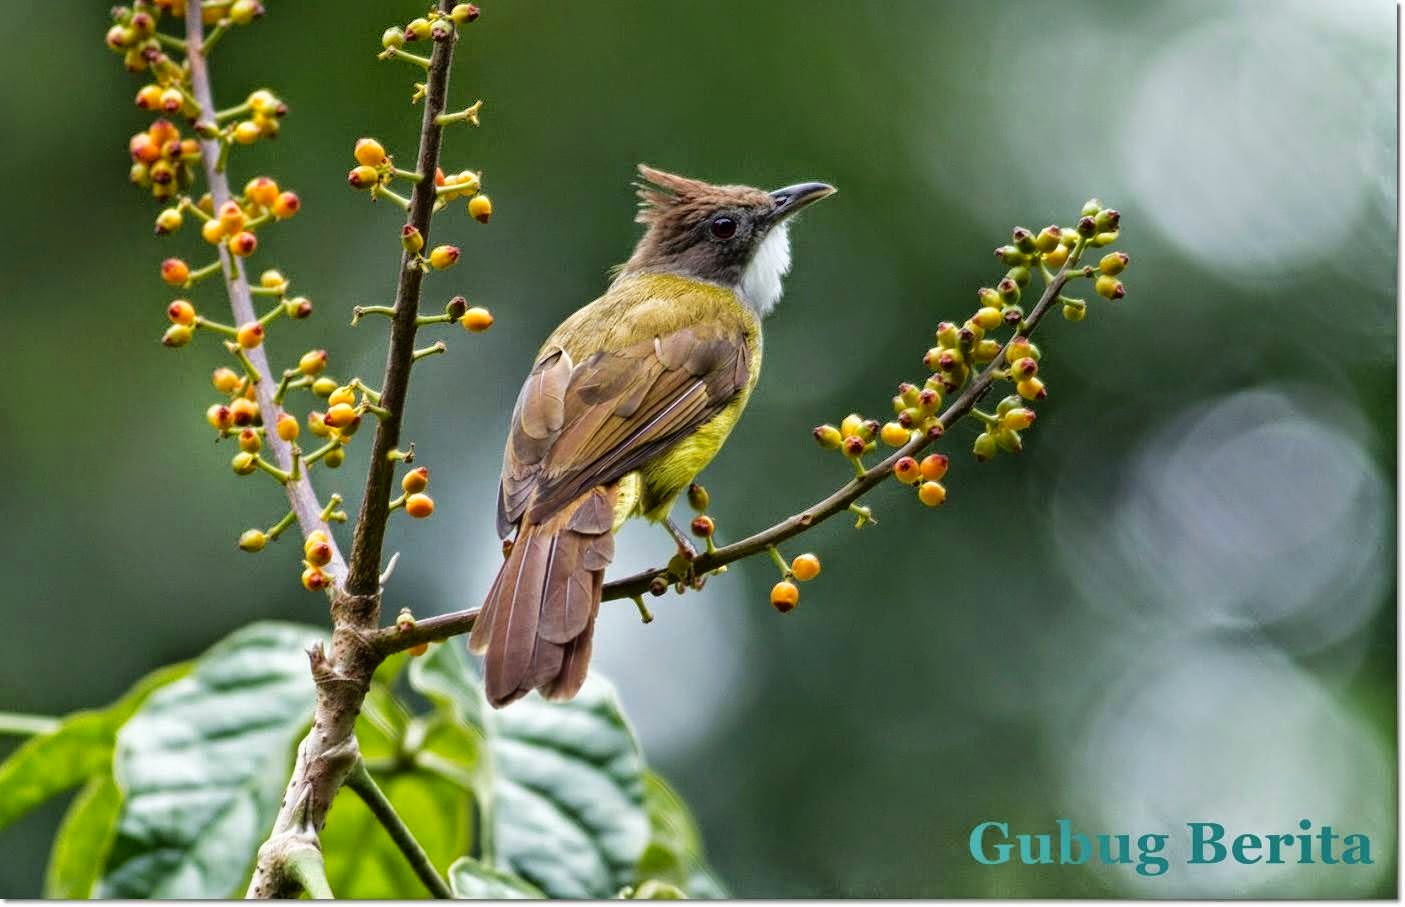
345, 759, 454, 899
366, 253, 1084, 657
183, 11, 347, 585
239, 1, 460, 897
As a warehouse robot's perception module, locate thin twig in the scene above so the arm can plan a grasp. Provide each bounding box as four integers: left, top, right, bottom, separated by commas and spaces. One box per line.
368, 259, 1081, 657
0, 712, 61, 737
183, 12, 347, 585
238, 2, 461, 898
345, 760, 454, 899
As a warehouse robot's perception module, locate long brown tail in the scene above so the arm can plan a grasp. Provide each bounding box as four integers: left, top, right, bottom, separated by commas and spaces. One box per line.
468, 484, 617, 708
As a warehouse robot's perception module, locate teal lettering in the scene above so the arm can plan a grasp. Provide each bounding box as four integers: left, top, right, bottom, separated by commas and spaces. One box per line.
971, 822, 1012, 865
1188, 822, 1226, 864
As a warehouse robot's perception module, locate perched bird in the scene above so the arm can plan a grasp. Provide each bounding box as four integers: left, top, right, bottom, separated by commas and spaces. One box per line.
469, 165, 835, 707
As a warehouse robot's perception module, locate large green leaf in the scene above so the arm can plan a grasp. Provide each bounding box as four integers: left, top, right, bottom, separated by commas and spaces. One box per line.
44, 774, 123, 898
637, 773, 727, 898
409, 642, 651, 898
448, 856, 545, 898
97, 622, 323, 898
0, 662, 189, 831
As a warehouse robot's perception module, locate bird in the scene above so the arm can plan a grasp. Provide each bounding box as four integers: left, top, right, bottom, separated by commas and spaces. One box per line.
469, 164, 835, 707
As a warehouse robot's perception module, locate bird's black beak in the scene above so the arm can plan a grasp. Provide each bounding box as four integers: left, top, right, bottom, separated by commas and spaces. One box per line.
767, 181, 837, 223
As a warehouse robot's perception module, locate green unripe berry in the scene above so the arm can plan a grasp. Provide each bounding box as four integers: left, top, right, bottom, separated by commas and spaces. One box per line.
1062, 301, 1087, 322
1080, 198, 1102, 217
995, 427, 1023, 454
973, 432, 997, 462
1006, 265, 1031, 288
1099, 251, 1129, 276
231, 451, 257, 475
1095, 274, 1126, 300
687, 482, 710, 512
1034, 225, 1061, 253
813, 424, 843, 450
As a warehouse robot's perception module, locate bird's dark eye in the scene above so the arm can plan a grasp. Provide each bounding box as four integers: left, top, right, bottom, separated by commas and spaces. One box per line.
709, 215, 738, 240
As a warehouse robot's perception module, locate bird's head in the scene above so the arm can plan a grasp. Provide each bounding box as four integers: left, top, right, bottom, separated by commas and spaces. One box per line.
620, 164, 835, 316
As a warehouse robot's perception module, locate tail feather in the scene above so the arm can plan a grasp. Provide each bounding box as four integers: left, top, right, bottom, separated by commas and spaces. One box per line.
470, 485, 617, 708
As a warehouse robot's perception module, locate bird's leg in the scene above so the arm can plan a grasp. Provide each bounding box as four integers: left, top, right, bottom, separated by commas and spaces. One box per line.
662, 516, 697, 562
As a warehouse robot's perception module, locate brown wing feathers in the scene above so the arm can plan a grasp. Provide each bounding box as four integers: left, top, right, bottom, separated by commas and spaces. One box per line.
476, 323, 748, 707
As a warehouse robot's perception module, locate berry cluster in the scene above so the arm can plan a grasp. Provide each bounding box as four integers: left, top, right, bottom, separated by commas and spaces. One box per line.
812, 199, 1131, 510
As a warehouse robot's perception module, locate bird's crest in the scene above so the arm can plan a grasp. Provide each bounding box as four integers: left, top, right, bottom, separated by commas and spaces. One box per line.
634, 164, 769, 225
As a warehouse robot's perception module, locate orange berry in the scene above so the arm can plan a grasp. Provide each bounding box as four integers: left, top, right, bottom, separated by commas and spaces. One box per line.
135, 84, 163, 109
271, 191, 300, 219
167, 299, 196, 325
236, 321, 264, 349
690, 515, 715, 538
917, 481, 947, 507
790, 553, 821, 582
301, 566, 330, 592
918, 453, 949, 482
219, 200, 249, 232
401, 466, 430, 494
244, 176, 279, 207
304, 537, 333, 568
275, 412, 299, 441
228, 230, 257, 257
160, 257, 189, 286
354, 137, 387, 167
130, 131, 161, 163
459, 306, 494, 332
404, 493, 435, 518
159, 87, 183, 113
408, 642, 429, 657
770, 580, 799, 613
893, 455, 921, 485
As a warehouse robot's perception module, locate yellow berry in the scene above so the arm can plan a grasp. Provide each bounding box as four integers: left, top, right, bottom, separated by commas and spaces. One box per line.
428, 245, 460, 270
211, 367, 241, 393
812, 424, 843, 450
402, 466, 430, 494
259, 268, 287, 291
229, 397, 259, 427
460, 306, 494, 332
238, 529, 267, 552
1043, 245, 1069, 268
323, 447, 346, 468
229, 0, 263, 26
354, 137, 387, 167
155, 207, 183, 235
311, 378, 337, 397
304, 535, 333, 567
327, 385, 356, 407
791, 553, 821, 582
405, 493, 435, 518
324, 403, 357, 428
973, 306, 1003, 331
236, 428, 261, 454
271, 191, 301, 219
231, 451, 258, 475
1016, 377, 1047, 401
348, 165, 379, 190
880, 421, 911, 447
298, 349, 328, 376
201, 218, 225, 244
307, 411, 331, 437
1062, 302, 1087, 322
232, 120, 261, 144
1001, 407, 1036, 431
770, 580, 799, 613
1099, 251, 1128, 276
468, 194, 493, 223
917, 480, 947, 507
1095, 274, 1125, 300
162, 324, 193, 347
276, 412, 299, 441
401, 224, 424, 253
236, 321, 264, 349
206, 404, 233, 431
1011, 356, 1038, 380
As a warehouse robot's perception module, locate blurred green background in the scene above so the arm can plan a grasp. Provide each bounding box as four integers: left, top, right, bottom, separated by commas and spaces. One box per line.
1, 0, 1396, 897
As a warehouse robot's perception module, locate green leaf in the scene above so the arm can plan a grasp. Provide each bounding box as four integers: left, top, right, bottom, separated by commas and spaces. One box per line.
637, 773, 727, 898
97, 621, 323, 899
408, 642, 651, 898
322, 767, 474, 899
628, 879, 688, 899
448, 856, 545, 898
0, 662, 189, 831
44, 774, 123, 898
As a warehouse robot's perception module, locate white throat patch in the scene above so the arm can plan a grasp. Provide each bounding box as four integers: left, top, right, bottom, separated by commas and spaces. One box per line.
740, 224, 792, 317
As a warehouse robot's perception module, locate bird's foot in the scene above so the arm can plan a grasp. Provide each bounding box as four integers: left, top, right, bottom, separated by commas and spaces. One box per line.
663, 517, 698, 561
